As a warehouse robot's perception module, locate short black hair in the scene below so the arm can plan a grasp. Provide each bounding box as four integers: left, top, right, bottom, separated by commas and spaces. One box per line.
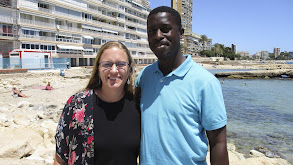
147, 6, 182, 29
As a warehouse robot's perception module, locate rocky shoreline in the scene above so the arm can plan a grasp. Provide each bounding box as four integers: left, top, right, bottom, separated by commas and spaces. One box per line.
0, 67, 291, 165
215, 69, 293, 79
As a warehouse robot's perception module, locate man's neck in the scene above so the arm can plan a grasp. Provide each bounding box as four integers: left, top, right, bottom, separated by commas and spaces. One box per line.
158, 54, 186, 76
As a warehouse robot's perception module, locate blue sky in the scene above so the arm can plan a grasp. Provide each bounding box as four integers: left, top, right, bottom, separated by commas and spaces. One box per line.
147, 0, 293, 55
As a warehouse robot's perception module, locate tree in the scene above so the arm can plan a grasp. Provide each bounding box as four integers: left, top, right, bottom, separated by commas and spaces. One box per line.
200, 50, 214, 57
199, 35, 208, 51
212, 43, 224, 57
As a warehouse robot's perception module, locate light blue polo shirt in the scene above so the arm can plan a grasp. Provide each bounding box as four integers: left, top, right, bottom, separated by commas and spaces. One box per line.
135, 55, 227, 165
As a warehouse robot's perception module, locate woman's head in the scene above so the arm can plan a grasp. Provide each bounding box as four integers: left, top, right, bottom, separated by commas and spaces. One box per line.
86, 41, 134, 95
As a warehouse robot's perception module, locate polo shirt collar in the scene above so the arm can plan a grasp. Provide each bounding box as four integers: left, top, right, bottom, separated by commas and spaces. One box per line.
154, 55, 193, 77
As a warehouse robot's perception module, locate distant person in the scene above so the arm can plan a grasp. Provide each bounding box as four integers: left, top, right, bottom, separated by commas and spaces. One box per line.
54, 41, 140, 165
135, 6, 228, 165
222, 79, 225, 84
66, 61, 70, 69
45, 82, 53, 90
12, 87, 29, 98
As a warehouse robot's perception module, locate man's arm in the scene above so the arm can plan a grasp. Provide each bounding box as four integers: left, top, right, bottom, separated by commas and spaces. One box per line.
206, 126, 229, 165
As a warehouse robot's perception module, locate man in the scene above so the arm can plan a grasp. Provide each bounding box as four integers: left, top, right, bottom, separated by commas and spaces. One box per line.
135, 6, 229, 165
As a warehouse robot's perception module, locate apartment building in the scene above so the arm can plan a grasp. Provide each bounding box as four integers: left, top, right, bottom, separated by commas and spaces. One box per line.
0, 0, 156, 68
274, 47, 280, 58
171, 0, 211, 56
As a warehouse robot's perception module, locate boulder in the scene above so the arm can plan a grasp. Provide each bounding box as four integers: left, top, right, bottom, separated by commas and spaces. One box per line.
0, 127, 43, 158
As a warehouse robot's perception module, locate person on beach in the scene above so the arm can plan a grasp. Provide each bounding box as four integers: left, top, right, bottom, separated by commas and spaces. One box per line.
45, 82, 53, 90
135, 6, 228, 165
66, 61, 70, 69
12, 87, 29, 98
54, 41, 140, 165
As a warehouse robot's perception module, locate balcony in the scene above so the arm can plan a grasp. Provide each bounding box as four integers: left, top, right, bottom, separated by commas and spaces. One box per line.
19, 18, 55, 28
58, 25, 82, 32
38, 7, 53, 14
0, 16, 14, 24
20, 34, 55, 41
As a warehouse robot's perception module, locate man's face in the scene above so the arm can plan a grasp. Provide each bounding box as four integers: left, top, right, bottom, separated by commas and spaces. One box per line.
147, 12, 183, 60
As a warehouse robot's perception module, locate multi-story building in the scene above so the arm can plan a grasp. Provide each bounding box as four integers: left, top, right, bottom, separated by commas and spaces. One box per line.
171, 0, 211, 55
274, 47, 280, 58
289, 52, 293, 60
238, 51, 250, 57
261, 51, 269, 59
231, 44, 237, 53
0, 0, 156, 68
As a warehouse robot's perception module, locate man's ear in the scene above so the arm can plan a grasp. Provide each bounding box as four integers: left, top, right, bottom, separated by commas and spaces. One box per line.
180, 28, 184, 35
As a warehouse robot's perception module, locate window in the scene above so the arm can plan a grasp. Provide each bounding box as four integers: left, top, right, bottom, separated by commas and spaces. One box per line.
38, 3, 49, 9
26, 44, 30, 49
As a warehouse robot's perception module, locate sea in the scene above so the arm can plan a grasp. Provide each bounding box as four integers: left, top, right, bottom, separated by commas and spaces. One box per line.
208, 69, 293, 163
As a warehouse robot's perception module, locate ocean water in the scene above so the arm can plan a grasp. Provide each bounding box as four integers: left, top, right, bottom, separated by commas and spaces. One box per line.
209, 69, 293, 163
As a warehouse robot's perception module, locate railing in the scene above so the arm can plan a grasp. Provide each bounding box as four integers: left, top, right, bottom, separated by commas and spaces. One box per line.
81, 29, 124, 39
19, 34, 55, 41
58, 25, 82, 32
0, 16, 14, 24
19, 18, 55, 27
38, 7, 52, 13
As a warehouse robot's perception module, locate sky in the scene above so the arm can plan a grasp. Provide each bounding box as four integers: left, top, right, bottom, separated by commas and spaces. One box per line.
147, 0, 293, 55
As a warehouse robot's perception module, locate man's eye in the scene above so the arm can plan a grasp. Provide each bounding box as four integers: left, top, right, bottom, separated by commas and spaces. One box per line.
148, 29, 155, 33
161, 27, 171, 33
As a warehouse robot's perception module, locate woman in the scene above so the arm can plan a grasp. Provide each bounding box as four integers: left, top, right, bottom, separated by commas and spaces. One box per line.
45, 82, 53, 90
12, 87, 29, 98
54, 41, 140, 165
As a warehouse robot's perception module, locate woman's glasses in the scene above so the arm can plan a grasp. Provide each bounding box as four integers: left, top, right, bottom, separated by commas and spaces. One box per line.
99, 61, 129, 71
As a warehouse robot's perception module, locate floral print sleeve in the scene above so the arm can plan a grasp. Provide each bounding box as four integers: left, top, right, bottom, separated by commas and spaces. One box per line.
55, 90, 95, 165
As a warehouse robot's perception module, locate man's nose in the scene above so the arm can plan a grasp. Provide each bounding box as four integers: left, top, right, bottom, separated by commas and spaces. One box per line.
155, 29, 164, 39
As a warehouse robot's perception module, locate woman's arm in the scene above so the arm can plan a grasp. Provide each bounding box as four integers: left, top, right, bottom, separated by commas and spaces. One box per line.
54, 153, 67, 165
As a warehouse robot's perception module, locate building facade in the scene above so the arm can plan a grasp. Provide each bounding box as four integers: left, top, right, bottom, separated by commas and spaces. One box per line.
231, 44, 237, 53
274, 47, 280, 58
0, 0, 156, 68
171, 0, 211, 56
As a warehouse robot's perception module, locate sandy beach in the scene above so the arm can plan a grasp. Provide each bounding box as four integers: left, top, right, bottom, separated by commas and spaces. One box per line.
0, 64, 291, 165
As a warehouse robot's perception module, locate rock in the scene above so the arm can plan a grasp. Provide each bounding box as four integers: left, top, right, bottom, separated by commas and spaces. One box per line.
0, 127, 43, 158
0, 158, 49, 165
250, 150, 265, 157
17, 101, 31, 108
13, 114, 30, 126
0, 107, 9, 112
27, 145, 54, 164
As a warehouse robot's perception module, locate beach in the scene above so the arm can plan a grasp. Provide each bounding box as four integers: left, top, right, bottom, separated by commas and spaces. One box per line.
0, 64, 292, 165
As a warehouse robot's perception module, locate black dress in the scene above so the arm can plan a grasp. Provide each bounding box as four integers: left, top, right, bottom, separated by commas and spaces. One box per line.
94, 94, 140, 165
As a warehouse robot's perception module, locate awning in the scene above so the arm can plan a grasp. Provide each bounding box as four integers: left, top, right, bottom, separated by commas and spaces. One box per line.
84, 48, 94, 52
83, 35, 93, 39
57, 45, 84, 50
82, 24, 102, 32
102, 29, 118, 34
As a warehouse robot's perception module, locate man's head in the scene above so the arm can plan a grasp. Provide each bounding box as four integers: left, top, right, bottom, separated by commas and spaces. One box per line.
147, 6, 184, 60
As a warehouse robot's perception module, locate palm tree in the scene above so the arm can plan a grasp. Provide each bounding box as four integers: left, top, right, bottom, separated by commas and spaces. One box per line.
199, 35, 208, 51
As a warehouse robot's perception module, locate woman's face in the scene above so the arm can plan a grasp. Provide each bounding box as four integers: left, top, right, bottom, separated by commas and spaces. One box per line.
98, 47, 130, 91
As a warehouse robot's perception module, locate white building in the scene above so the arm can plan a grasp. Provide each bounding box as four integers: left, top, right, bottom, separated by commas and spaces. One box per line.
0, 0, 156, 68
